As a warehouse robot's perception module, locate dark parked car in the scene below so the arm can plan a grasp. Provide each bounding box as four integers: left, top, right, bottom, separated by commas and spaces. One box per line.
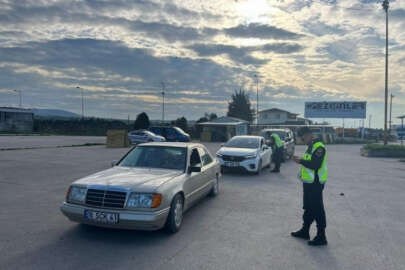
260, 128, 295, 160
149, 126, 191, 142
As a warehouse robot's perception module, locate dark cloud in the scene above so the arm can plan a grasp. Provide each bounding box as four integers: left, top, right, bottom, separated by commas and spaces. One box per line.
224, 23, 303, 40
187, 44, 267, 65
261, 43, 304, 54
0, 0, 219, 43
0, 38, 247, 118
188, 42, 303, 65
391, 8, 405, 21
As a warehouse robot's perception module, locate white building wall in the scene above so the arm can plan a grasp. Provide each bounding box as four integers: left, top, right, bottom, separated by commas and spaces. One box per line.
258, 111, 288, 125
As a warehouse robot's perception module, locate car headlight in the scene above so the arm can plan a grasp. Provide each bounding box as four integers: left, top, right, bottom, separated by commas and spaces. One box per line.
126, 193, 162, 208
67, 186, 87, 203
245, 154, 257, 159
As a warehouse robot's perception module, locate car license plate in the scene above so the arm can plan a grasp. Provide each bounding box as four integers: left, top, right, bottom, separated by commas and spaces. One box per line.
224, 161, 239, 167
84, 210, 119, 224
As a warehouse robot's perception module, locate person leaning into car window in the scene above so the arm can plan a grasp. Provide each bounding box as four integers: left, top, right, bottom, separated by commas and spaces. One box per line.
269, 133, 284, 173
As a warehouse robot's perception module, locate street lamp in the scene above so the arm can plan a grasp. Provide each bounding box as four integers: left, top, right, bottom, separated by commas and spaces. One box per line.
13, 89, 22, 108
389, 93, 394, 133
76, 86, 84, 119
382, 0, 389, 145
254, 74, 259, 125
161, 82, 165, 123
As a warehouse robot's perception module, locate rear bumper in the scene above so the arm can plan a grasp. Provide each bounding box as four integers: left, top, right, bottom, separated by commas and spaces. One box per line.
60, 202, 170, 231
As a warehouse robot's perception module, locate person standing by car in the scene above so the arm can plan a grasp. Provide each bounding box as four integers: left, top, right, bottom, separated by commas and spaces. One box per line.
269, 132, 284, 173
291, 127, 328, 246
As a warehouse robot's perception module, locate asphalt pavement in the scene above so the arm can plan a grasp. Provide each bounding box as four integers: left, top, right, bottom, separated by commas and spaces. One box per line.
0, 141, 404, 270
0, 135, 105, 150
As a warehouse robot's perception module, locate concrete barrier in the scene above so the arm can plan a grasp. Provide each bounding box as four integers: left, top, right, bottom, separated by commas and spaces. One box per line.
106, 130, 130, 148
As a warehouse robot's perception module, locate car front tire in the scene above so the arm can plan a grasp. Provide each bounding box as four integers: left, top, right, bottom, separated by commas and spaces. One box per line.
209, 175, 219, 197
254, 160, 262, 175
165, 194, 184, 233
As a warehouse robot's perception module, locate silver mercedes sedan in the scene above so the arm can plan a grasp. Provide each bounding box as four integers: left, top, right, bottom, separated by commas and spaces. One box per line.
61, 142, 220, 233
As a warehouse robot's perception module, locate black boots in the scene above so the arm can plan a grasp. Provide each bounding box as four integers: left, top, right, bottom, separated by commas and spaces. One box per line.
291, 225, 310, 240
308, 229, 328, 246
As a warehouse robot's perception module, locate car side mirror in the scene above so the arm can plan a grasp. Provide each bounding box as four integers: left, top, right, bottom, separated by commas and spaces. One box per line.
111, 160, 118, 167
188, 166, 201, 174
263, 145, 269, 150
220, 143, 225, 147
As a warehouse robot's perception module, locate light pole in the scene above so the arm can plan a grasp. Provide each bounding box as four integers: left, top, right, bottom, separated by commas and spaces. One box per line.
161, 82, 165, 123
389, 93, 394, 133
254, 74, 259, 125
383, 0, 389, 145
13, 89, 22, 108
76, 86, 84, 119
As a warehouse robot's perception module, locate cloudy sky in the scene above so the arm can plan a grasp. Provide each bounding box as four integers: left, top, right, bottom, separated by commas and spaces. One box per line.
0, 0, 404, 127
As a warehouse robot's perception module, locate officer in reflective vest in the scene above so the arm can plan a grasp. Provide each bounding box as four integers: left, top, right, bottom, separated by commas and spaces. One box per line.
292, 127, 328, 246
269, 133, 284, 173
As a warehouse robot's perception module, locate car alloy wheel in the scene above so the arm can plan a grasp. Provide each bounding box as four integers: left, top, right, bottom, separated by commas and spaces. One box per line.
255, 160, 262, 175
174, 199, 183, 227
166, 194, 184, 233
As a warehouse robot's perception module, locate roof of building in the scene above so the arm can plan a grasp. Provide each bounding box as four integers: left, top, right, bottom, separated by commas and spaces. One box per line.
198, 116, 248, 126
258, 108, 298, 116
0, 107, 33, 114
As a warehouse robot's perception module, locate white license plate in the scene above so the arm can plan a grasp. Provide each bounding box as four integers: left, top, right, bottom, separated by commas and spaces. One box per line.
224, 161, 239, 167
84, 210, 119, 224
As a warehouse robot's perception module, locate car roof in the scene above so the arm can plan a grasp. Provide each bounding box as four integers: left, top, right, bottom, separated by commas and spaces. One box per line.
139, 142, 203, 149
260, 128, 291, 132
231, 135, 263, 140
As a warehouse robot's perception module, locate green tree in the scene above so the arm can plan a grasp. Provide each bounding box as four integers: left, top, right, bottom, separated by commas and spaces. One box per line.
208, 113, 217, 121
175, 116, 188, 132
133, 112, 150, 130
227, 89, 255, 122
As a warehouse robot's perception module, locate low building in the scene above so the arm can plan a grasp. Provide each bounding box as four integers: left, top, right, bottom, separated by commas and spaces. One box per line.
257, 108, 311, 125
197, 116, 248, 142
0, 107, 34, 132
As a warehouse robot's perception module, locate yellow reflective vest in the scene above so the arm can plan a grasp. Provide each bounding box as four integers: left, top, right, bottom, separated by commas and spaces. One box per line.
271, 133, 284, 148
300, 141, 328, 184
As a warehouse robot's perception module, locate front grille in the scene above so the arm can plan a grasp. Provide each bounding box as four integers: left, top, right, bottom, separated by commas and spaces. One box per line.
85, 189, 127, 209
222, 155, 245, 162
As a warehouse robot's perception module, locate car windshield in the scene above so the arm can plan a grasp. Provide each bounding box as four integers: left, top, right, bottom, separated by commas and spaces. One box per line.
174, 127, 187, 135
119, 146, 186, 171
224, 137, 260, 149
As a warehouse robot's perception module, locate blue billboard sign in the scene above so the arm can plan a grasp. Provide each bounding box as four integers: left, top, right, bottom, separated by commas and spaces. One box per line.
305, 101, 366, 119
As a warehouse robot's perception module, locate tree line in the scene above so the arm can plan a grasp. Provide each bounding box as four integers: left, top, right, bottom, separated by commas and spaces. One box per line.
33, 89, 255, 137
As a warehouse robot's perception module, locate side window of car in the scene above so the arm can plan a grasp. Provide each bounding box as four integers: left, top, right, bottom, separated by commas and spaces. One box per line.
190, 148, 202, 167
198, 147, 213, 166
166, 128, 176, 137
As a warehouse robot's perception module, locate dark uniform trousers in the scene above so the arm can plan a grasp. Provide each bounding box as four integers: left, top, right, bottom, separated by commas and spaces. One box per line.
303, 180, 326, 229
273, 146, 284, 171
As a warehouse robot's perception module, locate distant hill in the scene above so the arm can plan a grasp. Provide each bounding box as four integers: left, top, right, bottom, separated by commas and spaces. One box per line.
32, 109, 80, 119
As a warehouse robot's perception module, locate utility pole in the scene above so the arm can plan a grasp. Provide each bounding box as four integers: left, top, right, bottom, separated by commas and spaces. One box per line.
383, 0, 389, 145
369, 114, 372, 129
13, 89, 22, 108
161, 82, 165, 123
254, 74, 259, 125
389, 93, 394, 133
76, 86, 84, 119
